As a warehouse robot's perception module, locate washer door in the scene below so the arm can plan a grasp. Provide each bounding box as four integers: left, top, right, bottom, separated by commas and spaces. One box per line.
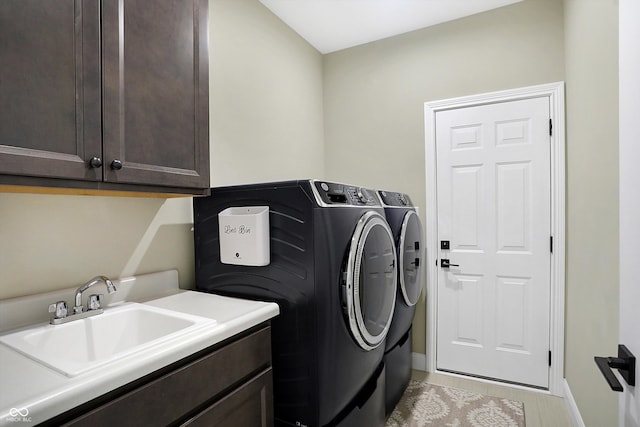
398, 210, 424, 306
344, 211, 397, 351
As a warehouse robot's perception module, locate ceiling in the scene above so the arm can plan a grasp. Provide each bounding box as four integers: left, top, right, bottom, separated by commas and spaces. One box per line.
259, 0, 524, 54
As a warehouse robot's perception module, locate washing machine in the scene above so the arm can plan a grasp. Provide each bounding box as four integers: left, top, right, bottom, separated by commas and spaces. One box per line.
377, 190, 424, 416
193, 180, 398, 427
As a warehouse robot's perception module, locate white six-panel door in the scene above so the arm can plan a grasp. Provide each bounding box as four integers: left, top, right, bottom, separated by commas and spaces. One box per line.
435, 97, 551, 388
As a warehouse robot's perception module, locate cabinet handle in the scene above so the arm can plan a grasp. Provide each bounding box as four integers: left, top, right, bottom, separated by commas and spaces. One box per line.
111, 159, 123, 170
89, 157, 103, 168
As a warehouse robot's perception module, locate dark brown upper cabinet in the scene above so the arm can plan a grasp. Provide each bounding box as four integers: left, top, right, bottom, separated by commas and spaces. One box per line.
0, 0, 210, 196
0, 0, 102, 183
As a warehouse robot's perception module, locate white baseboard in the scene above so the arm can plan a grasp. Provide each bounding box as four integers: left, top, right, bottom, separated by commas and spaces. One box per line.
563, 379, 586, 427
411, 352, 427, 371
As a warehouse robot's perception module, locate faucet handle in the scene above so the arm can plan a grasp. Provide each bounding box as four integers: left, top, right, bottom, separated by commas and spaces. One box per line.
48, 301, 68, 319
88, 294, 103, 311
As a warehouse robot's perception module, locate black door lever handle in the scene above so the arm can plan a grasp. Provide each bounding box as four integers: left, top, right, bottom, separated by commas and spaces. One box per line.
440, 259, 459, 269
595, 344, 635, 392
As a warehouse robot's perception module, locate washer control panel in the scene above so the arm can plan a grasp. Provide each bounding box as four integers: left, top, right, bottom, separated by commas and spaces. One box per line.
378, 190, 413, 207
313, 181, 379, 206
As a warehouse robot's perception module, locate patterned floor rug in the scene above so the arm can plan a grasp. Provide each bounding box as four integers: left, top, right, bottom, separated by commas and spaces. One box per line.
386, 380, 525, 427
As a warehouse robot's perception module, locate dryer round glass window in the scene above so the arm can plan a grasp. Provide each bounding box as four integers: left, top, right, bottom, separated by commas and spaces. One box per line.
399, 210, 424, 306
344, 211, 397, 351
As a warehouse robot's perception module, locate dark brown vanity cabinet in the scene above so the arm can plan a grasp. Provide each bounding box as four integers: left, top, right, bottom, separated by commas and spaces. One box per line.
45, 325, 274, 427
0, 0, 209, 195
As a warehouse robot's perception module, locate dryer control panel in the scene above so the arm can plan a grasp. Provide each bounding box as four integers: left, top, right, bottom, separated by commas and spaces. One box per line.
377, 190, 413, 207
312, 181, 380, 207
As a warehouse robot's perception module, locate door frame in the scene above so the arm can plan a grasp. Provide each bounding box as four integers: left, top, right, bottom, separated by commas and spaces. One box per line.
424, 82, 566, 396
618, 0, 639, 422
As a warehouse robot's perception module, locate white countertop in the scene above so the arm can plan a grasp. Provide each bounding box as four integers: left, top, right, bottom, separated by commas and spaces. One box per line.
0, 272, 279, 426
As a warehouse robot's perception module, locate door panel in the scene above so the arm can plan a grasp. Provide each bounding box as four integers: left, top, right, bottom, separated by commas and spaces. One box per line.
0, 0, 101, 181
497, 162, 531, 251
102, 0, 209, 189
452, 274, 484, 347
496, 276, 528, 351
452, 166, 481, 248
436, 97, 551, 388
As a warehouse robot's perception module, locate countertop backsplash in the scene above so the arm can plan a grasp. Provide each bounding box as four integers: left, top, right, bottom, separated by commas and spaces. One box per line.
0, 270, 182, 333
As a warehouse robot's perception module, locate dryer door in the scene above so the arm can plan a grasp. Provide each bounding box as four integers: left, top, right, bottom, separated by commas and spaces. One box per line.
398, 210, 424, 306
344, 211, 398, 351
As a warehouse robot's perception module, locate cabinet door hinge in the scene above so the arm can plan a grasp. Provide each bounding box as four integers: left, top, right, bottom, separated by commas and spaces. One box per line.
549, 118, 553, 137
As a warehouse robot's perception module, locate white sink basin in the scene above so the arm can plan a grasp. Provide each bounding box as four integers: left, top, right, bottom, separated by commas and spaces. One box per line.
0, 303, 216, 377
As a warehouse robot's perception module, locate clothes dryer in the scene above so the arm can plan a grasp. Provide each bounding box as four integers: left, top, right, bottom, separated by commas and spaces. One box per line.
194, 180, 398, 427
377, 190, 424, 416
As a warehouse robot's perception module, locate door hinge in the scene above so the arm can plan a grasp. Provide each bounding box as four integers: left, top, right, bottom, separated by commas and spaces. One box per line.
550, 236, 553, 253
549, 118, 553, 137
549, 350, 552, 366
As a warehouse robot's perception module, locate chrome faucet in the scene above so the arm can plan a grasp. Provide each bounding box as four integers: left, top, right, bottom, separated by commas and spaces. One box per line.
73, 276, 117, 314
48, 275, 118, 325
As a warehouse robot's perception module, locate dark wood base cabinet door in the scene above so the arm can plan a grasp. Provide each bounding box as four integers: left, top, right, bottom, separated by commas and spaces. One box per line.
0, 0, 102, 181
101, 0, 210, 189
182, 369, 274, 427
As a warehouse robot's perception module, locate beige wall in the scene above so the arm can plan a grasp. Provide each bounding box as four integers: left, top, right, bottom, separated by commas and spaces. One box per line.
0, 194, 195, 299
0, 0, 324, 299
209, 0, 324, 186
563, 0, 619, 425
323, 0, 565, 356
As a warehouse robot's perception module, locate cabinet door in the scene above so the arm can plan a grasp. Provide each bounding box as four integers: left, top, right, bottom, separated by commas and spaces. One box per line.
182, 369, 274, 427
0, 0, 102, 181
102, 0, 209, 190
